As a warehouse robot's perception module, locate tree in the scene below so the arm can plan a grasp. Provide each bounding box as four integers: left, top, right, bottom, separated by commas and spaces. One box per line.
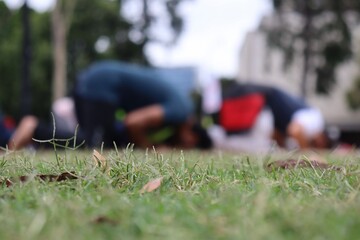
0, 3, 52, 119
52, 0, 76, 101
125, 0, 185, 46
346, 76, 360, 110
20, 1, 32, 116
346, 38, 360, 110
0, 0, 188, 118
66, 0, 188, 90
263, 0, 360, 96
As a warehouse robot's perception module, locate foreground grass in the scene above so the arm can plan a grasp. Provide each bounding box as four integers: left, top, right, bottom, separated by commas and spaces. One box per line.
0, 148, 360, 240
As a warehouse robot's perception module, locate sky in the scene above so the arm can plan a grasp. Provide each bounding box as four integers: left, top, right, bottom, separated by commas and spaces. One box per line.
146, 0, 272, 77
3, 0, 272, 77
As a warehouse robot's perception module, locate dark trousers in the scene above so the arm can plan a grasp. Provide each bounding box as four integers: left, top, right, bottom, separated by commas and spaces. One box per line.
78, 98, 117, 148
0, 120, 12, 148
33, 121, 86, 148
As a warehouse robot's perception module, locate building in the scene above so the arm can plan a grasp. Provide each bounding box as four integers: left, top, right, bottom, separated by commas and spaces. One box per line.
237, 16, 360, 133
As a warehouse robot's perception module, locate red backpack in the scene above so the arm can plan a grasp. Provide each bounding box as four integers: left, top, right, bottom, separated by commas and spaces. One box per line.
219, 93, 265, 132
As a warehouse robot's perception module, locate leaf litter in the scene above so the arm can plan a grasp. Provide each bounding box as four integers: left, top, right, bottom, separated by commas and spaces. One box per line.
140, 177, 163, 193
0, 171, 78, 187
266, 159, 342, 171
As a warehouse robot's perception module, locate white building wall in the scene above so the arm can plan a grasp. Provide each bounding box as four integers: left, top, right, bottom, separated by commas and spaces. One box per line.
237, 29, 360, 126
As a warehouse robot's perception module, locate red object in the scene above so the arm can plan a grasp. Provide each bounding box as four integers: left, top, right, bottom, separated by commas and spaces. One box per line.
3, 116, 16, 130
220, 93, 265, 132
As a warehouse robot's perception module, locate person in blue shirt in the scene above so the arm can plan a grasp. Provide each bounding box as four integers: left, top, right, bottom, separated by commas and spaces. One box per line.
74, 60, 211, 149
4, 101, 210, 151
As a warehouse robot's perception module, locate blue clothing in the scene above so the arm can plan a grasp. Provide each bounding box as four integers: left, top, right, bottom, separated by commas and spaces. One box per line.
0, 112, 12, 147
153, 67, 195, 101
265, 87, 308, 133
76, 61, 194, 123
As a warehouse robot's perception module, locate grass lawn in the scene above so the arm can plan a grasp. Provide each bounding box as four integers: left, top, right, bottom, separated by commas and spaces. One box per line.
0, 147, 360, 240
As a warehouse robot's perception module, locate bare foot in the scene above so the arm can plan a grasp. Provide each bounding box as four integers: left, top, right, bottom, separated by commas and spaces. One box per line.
8, 116, 38, 150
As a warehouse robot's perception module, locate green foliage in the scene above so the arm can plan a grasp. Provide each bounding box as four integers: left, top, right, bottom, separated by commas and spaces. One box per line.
0, 0, 187, 120
66, 0, 144, 90
346, 75, 360, 110
166, 0, 185, 44
265, 0, 360, 94
0, 2, 22, 117
67, 0, 188, 91
30, 12, 53, 119
0, 4, 52, 119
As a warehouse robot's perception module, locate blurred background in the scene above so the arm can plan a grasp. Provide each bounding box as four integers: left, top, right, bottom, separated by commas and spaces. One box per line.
1, 0, 360, 144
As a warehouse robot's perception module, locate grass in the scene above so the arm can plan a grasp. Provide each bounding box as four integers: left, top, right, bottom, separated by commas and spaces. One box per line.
0, 147, 360, 240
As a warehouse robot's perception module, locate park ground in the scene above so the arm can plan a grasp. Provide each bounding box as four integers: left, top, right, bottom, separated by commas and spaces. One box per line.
0, 147, 360, 239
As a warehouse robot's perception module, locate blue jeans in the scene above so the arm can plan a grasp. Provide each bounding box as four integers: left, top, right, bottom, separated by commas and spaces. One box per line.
0, 117, 12, 148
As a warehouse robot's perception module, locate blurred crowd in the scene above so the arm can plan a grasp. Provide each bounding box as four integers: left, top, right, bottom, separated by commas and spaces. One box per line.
0, 60, 341, 153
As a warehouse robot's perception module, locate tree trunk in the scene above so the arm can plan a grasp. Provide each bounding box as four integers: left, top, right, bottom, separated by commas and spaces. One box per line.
300, 2, 313, 98
21, 0, 32, 116
52, 0, 67, 101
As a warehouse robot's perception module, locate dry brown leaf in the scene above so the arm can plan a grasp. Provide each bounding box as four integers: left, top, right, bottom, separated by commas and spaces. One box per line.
307, 153, 327, 164
140, 177, 163, 193
92, 216, 118, 226
0, 172, 78, 187
266, 159, 341, 171
93, 149, 110, 174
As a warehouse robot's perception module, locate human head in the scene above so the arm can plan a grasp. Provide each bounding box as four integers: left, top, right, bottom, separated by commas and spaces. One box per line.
191, 122, 213, 149
311, 132, 330, 149
311, 126, 340, 149
175, 121, 213, 150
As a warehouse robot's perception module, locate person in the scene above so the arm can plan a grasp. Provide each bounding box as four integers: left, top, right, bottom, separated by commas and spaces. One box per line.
74, 60, 212, 150
207, 108, 274, 153
4, 115, 86, 151
0, 99, 85, 151
202, 81, 274, 153
0, 111, 15, 149
219, 82, 328, 149
265, 86, 326, 149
